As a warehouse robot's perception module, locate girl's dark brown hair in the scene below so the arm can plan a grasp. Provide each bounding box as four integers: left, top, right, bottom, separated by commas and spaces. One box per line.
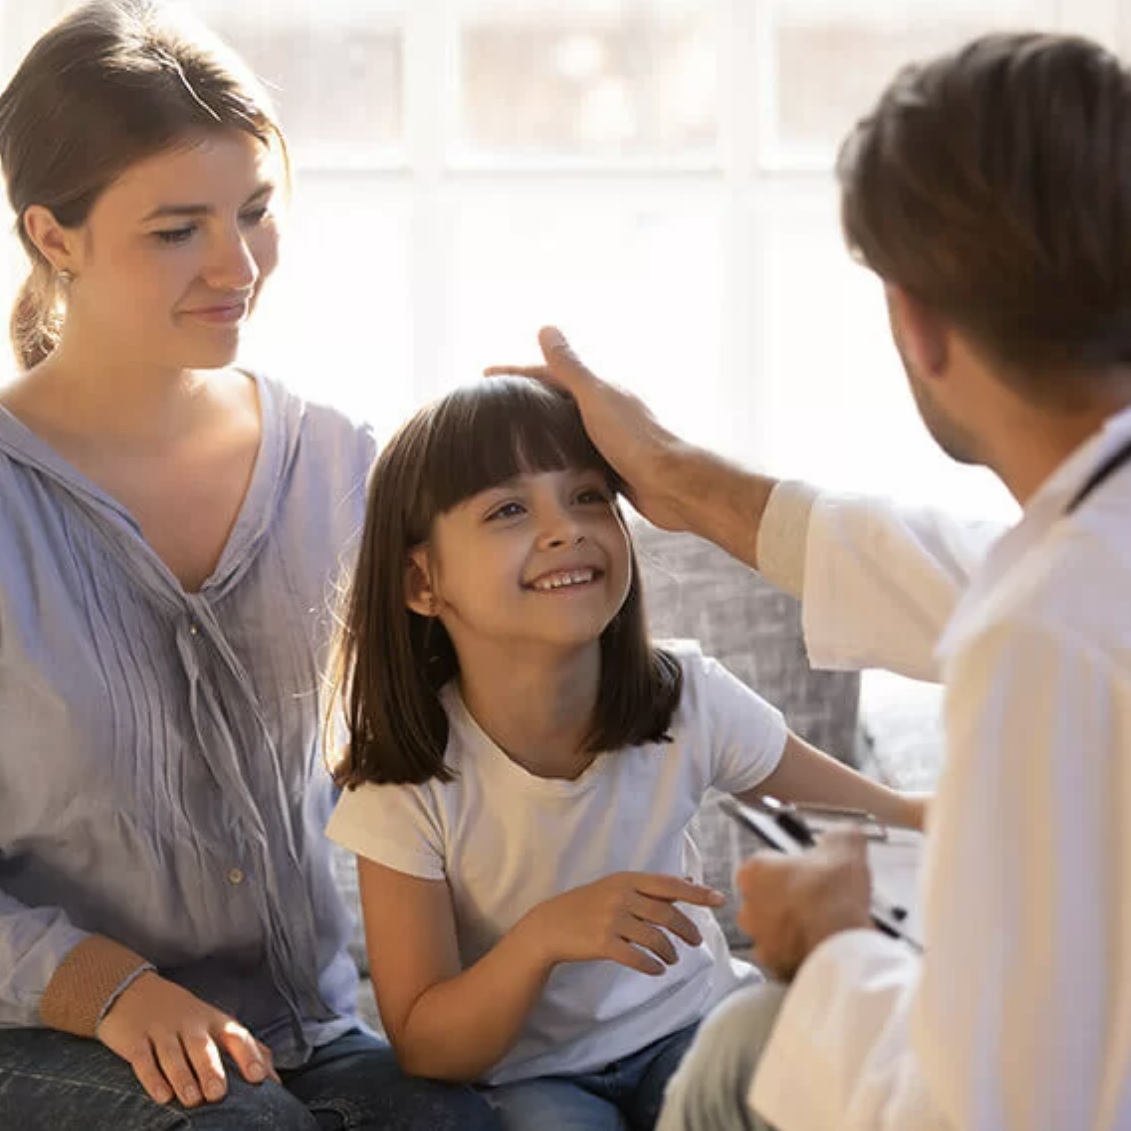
330, 377, 682, 788
0, 0, 287, 370
838, 32, 1131, 396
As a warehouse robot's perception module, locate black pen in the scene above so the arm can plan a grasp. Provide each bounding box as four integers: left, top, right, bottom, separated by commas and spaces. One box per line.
759, 794, 816, 847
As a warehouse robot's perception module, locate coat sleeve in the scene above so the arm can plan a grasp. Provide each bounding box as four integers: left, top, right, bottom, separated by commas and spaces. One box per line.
800, 494, 1003, 681
752, 617, 1130, 1130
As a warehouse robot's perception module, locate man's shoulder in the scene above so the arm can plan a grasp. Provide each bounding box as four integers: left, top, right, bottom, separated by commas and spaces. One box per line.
952, 523, 1131, 674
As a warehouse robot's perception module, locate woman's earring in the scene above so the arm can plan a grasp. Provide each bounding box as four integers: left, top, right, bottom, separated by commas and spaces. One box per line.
56, 269, 74, 287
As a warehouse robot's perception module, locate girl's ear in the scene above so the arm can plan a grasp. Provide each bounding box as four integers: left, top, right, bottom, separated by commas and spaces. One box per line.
404, 545, 440, 616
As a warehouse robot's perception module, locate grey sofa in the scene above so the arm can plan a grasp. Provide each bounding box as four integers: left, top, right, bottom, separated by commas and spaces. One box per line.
334, 520, 862, 1025
632, 521, 860, 945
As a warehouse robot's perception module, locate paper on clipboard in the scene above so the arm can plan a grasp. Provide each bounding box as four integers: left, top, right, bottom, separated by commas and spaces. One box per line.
719, 796, 926, 951
865, 827, 924, 949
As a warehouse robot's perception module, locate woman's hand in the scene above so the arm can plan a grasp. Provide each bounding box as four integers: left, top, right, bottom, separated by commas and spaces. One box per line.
520, 871, 726, 975
96, 970, 279, 1107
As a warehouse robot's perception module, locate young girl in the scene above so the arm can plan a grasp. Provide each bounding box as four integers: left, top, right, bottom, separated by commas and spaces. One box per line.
326, 377, 924, 1130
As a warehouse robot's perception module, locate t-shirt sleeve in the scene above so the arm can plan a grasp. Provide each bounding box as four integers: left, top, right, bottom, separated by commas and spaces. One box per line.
677, 648, 789, 794
325, 780, 446, 881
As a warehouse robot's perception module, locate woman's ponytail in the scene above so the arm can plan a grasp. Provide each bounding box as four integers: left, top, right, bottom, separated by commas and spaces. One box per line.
9, 263, 60, 371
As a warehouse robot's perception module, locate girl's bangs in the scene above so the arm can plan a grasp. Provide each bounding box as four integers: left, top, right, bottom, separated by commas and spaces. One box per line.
421, 379, 620, 518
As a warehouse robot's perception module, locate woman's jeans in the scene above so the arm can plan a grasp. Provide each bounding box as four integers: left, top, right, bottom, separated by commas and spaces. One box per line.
480, 1021, 699, 1131
0, 1026, 501, 1130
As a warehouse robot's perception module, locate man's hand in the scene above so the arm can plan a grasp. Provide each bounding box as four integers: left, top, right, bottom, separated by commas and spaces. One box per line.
485, 326, 694, 532
96, 971, 279, 1107
736, 830, 874, 981
487, 327, 780, 569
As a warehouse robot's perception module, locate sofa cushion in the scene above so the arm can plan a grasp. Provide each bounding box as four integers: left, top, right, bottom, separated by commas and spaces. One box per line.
632, 520, 860, 946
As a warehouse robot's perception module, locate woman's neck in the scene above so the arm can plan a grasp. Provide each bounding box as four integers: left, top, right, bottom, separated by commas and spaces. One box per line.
455, 642, 602, 780
5, 345, 226, 449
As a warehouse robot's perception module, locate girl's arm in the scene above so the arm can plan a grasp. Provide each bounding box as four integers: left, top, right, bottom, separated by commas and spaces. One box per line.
736, 732, 928, 831
358, 858, 724, 1083
358, 859, 549, 1082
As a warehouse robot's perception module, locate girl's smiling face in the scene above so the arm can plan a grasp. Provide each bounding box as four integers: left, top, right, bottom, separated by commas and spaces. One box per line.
408, 465, 633, 661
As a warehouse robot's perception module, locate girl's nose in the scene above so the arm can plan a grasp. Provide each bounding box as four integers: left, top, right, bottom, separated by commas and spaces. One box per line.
543, 531, 585, 549
539, 509, 586, 550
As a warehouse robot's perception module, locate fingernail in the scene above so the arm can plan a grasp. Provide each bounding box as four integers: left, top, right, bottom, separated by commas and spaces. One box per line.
205, 1079, 225, 1101
543, 327, 566, 349
707, 888, 726, 904
247, 1059, 266, 1082
184, 1084, 201, 1105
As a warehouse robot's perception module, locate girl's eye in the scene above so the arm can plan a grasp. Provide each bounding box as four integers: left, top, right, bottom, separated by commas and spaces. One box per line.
486, 501, 525, 521
576, 487, 611, 505
153, 225, 196, 246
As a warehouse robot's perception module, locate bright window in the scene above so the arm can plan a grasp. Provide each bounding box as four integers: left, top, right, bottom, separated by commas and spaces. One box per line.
1, 0, 1124, 510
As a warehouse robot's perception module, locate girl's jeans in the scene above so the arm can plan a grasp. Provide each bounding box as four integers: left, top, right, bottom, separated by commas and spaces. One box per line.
480, 1021, 700, 1131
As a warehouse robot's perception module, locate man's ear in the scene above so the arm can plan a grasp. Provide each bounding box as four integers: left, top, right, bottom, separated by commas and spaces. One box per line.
884, 283, 949, 379
404, 545, 440, 617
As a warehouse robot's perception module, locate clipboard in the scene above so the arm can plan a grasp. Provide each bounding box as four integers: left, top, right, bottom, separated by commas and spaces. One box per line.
719, 795, 925, 952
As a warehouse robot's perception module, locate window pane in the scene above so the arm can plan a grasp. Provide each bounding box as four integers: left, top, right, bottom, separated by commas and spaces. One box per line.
754, 187, 1014, 517
455, 0, 718, 163
448, 196, 726, 448
765, 0, 1054, 168
0, 3, 67, 78
238, 177, 414, 432
181, 0, 404, 165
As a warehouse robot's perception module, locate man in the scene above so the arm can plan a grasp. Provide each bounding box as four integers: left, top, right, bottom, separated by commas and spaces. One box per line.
492, 31, 1131, 1131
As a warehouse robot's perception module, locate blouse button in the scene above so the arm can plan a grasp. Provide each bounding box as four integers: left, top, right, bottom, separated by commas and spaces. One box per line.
189, 622, 199, 636
227, 867, 245, 885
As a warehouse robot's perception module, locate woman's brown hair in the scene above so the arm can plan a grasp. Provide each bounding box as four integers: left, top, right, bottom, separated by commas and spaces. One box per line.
330, 377, 682, 788
0, 0, 287, 369
838, 32, 1131, 395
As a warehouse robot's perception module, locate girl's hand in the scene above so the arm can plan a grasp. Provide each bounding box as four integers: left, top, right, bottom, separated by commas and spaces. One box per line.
96, 971, 279, 1107
521, 872, 726, 975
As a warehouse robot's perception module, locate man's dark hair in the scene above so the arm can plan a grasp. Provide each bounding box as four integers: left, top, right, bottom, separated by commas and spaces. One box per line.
839, 32, 1131, 397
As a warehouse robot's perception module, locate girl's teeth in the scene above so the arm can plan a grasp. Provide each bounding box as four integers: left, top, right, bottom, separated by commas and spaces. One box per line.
535, 569, 593, 590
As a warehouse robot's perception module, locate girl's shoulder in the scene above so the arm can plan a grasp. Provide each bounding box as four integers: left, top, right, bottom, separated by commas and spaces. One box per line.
654, 638, 725, 697
656, 639, 779, 726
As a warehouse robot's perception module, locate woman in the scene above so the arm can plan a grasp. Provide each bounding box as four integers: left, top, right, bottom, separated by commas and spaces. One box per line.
0, 2, 498, 1128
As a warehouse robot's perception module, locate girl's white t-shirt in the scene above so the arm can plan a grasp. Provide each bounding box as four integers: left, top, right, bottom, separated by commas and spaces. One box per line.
326, 644, 787, 1085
